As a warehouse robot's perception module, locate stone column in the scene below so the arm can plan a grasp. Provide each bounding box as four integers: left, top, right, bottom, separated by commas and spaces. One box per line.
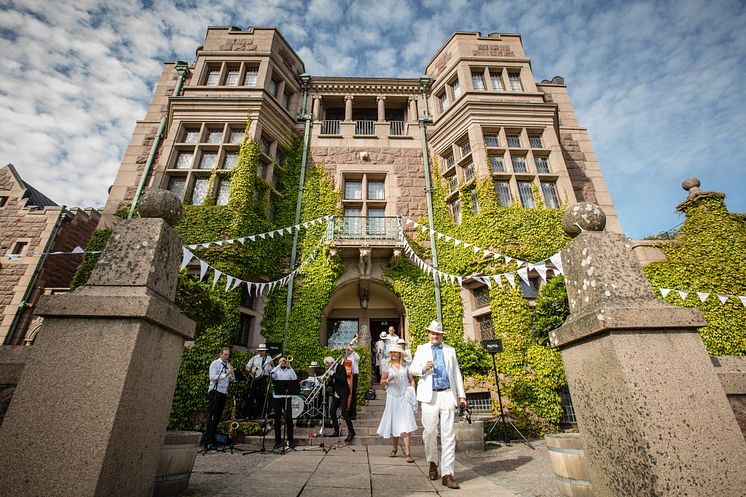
551, 203, 746, 497
408, 96, 418, 122
344, 95, 354, 122
0, 191, 195, 497
312, 95, 321, 121
377, 96, 386, 122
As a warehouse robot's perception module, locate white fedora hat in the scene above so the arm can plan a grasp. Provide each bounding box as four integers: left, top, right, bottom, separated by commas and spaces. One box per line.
426, 320, 444, 334
397, 338, 406, 345
379, 331, 388, 339
257, 343, 268, 351
387, 344, 404, 355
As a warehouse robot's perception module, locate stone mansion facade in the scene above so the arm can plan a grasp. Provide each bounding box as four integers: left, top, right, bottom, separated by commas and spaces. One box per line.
101, 26, 620, 350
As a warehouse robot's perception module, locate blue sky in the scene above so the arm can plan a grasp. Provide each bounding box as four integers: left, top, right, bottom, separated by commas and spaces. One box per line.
1, 0, 744, 238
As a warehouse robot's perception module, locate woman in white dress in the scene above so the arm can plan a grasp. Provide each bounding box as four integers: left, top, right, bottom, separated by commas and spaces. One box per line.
376, 344, 418, 463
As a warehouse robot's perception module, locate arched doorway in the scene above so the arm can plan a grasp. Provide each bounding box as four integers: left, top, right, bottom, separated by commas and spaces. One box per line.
321, 279, 406, 351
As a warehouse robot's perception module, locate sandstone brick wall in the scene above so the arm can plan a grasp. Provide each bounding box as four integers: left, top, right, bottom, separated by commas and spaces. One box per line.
309, 146, 427, 220
39, 208, 100, 288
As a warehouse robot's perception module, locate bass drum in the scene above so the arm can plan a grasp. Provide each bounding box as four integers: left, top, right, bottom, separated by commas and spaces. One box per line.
290, 395, 305, 419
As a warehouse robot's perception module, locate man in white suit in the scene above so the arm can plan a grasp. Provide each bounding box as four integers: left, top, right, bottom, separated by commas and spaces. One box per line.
410, 320, 466, 489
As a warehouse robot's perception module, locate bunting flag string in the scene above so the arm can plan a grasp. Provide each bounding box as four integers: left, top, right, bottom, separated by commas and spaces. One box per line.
185, 215, 333, 250
181, 236, 326, 296
657, 288, 746, 306
6, 246, 102, 260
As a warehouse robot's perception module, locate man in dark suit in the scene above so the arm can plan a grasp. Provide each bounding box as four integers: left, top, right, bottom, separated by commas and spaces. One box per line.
323, 356, 356, 442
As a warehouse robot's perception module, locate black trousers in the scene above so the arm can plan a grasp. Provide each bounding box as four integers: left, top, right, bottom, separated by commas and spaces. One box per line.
249, 377, 269, 419
330, 393, 354, 435
273, 397, 294, 445
206, 389, 227, 444
349, 374, 359, 417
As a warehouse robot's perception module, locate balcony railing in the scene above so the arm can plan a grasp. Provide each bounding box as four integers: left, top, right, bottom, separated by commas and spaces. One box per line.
321, 120, 340, 135
355, 120, 375, 135
389, 121, 405, 136
328, 216, 403, 242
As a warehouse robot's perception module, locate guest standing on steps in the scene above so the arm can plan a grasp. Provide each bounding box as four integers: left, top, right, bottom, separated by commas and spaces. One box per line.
324, 356, 356, 442
410, 321, 467, 490
376, 344, 418, 462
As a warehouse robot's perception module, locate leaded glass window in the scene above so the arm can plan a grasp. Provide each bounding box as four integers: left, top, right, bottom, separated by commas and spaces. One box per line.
345, 180, 362, 200
191, 178, 209, 205
477, 315, 495, 340
175, 151, 193, 169
535, 157, 551, 173
216, 178, 231, 206
184, 129, 200, 144
229, 129, 244, 144
472, 72, 485, 90
484, 134, 499, 147
495, 180, 511, 207
167, 176, 186, 198
511, 156, 528, 173
199, 152, 217, 169
490, 71, 504, 91
541, 182, 559, 208
489, 156, 505, 173
367, 180, 385, 200
223, 152, 238, 170
244, 67, 258, 87
518, 181, 536, 208
207, 129, 222, 144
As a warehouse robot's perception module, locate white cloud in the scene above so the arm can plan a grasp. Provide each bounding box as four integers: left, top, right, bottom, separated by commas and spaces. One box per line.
0, 0, 743, 239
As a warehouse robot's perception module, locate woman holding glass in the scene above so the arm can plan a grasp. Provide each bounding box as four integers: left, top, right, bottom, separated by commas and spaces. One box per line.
376, 344, 418, 462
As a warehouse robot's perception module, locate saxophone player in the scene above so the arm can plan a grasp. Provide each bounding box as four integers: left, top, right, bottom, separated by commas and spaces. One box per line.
206, 347, 234, 447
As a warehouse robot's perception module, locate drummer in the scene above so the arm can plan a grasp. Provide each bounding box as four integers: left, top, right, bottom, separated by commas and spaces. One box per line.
302, 361, 322, 390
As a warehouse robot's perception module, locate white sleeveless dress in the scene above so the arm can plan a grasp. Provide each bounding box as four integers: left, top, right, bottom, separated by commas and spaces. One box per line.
376, 364, 418, 438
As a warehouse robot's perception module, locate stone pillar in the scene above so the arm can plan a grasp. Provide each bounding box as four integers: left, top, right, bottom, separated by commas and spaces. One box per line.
312, 95, 321, 121
344, 95, 354, 122
377, 96, 386, 122
0, 191, 195, 497
408, 96, 418, 122
551, 203, 746, 497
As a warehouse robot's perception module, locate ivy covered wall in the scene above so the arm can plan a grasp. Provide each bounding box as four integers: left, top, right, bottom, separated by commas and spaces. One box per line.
644, 192, 746, 356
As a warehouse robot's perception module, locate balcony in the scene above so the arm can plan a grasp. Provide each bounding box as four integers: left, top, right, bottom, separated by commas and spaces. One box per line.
327, 216, 403, 243
355, 120, 375, 136
321, 120, 341, 135
389, 121, 406, 136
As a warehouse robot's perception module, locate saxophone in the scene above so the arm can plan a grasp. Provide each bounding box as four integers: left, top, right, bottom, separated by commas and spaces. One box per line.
228, 395, 240, 440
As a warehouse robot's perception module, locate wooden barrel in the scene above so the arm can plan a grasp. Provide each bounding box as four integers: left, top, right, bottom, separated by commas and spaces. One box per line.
545, 433, 594, 497
153, 431, 202, 497
455, 421, 484, 453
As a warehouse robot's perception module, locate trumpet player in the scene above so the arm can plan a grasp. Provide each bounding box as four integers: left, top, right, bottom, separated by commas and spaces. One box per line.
206, 347, 235, 447
245, 343, 273, 419
270, 356, 297, 449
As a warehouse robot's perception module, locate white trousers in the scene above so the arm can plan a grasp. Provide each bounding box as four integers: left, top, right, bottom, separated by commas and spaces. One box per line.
421, 389, 456, 476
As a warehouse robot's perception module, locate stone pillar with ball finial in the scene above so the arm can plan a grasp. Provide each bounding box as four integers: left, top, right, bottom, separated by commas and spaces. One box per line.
550, 202, 746, 497
0, 190, 196, 497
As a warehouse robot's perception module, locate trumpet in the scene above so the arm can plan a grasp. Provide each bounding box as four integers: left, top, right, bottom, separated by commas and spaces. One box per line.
273, 353, 293, 364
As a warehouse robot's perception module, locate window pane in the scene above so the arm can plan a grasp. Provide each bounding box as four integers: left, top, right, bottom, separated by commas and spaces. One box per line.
463, 163, 475, 183
490, 71, 504, 90
268, 79, 278, 97
199, 152, 217, 169
460, 141, 471, 157
184, 129, 200, 144
451, 199, 461, 224
535, 157, 550, 173
495, 181, 511, 207
529, 135, 543, 148
367, 208, 385, 235
216, 178, 231, 205
367, 180, 385, 200
343, 208, 362, 236
484, 134, 499, 147
511, 156, 528, 173
518, 181, 536, 208
541, 182, 559, 208
328, 319, 359, 349
520, 279, 539, 298
229, 130, 244, 144
244, 68, 258, 86
471, 72, 485, 90
489, 156, 505, 173
443, 154, 455, 170
471, 189, 480, 214
206, 70, 220, 86
452, 79, 461, 98
225, 70, 239, 86
207, 130, 222, 144
281, 92, 289, 108
167, 176, 186, 198
223, 152, 238, 170
477, 315, 495, 340
439, 92, 449, 111
175, 151, 193, 169
345, 180, 362, 200
509, 72, 523, 91
507, 134, 521, 147
474, 286, 491, 307
191, 178, 209, 205
448, 176, 459, 194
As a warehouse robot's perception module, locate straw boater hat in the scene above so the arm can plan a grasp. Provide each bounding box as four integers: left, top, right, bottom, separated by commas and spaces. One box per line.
379, 331, 388, 339
387, 344, 405, 355
426, 321, 444, 334
397, 338, 406, 345
308, 361, 319, 368
257, 343, 268, 351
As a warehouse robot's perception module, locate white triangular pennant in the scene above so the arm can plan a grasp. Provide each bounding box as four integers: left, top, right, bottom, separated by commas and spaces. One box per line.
231, 278, 242, 291
268, 231, 275, 239
482, 250, 490, 257
405, 218, 413, 226
437, 233, 444, 239
225, 276, 234, 292
536, 264, 548, 281
201, 243, 210, 248
549, 253, 563, 273
258, 233, 266, 239
463, 242, 471, 248
445, 236, 452, 242
739, 296, 746, 307
199, 260, 209, 281
697, 292, 710, 302
457, 276, 463, 287
472, 246, 479, 253
505, 272, 516, 288
180, 248, 194, 270
676, 290, 688, 300
517, 267, 530, 285
454, 239, 461, 247
718, 294, 729, 304
248, 235, 255, 242
72, 246, 85, 254
285, 228, 292, 235
420, 225, 428, 233
188, 244, 198, 249
225, 239, 234, 245
660, 288, 671, 298
238, 237, 245, 244
212, 269, 222, 289
216, 241, 223, 246
505, 256, 512, 264
246, 282, 253, 297
493, 253, 499, 260
484, 277, 492, 289
494, 275, 503, 288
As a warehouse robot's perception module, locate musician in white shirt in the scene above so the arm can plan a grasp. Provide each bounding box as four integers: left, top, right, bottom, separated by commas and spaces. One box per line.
206, 347, 234, 446
245, 343, 273, 419
270, 357, 297, 449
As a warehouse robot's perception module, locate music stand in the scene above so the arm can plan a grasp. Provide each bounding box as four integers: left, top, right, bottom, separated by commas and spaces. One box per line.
242, 374, 276, 456
482, 339, 535, 450
273, 380, 300, 454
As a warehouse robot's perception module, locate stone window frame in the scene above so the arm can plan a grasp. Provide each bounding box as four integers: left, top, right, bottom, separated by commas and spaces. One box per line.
341, 173, 388, 217
470, 68, 486, 91
0, 194, 9, 208
199, 61, 262, 87
7, 238, 32, 260
508, 70, 524, 92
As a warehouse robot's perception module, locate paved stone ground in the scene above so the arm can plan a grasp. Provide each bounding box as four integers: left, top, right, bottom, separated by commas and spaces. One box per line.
185, 440, 560, 497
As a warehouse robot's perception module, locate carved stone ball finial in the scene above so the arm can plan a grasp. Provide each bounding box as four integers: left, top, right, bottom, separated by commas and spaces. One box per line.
682, 177, 701, 198
137, 189, 183, 226
562, 202, 606, 238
